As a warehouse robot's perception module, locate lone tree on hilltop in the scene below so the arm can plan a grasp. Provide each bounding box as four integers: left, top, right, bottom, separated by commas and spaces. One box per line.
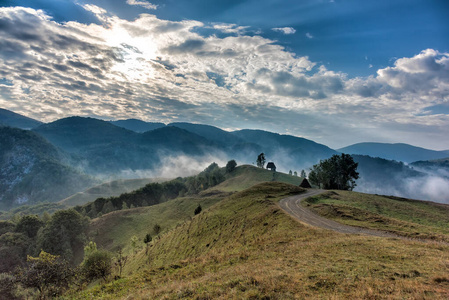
309, 153, 359, 190
226, 160, 237, 173
256, 153, 266, 168
300, 170, 307, 178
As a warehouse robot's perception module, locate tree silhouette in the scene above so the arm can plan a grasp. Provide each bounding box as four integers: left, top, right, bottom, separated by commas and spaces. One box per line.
309, 154, 359, 190
256, 153, 266, 168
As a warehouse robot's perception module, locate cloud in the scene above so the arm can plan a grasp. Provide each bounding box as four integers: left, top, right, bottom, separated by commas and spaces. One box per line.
212, 23, 250, 35
305, 32, 313, 39
1, 6, 449, 150
272, 27, 296, 35
126, 0, 157, 10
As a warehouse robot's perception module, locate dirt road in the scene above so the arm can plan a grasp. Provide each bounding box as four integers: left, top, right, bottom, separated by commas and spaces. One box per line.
279, 189, 398, 238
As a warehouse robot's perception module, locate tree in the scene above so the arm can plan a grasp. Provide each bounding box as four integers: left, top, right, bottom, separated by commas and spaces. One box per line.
115, 247, 128, 278
194, 204, 202, 215
16, 250, 75, 299
143, 233, 152, 244
153, 224, 161, 235
15, 215, 44, 238
143, 233, 152, 255
37, 209, 88, 262
256, 153, 266, 168
289, 170, 292, 176
226, 160, 237, 173
300, 170, 307, 178
309, 154, 359, 190
82, 250, 112, 282
83, 241, 97, 260
293, 171, 298, 176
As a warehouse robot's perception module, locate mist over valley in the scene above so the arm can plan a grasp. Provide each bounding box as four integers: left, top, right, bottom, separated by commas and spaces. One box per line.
1, 110, 448, 210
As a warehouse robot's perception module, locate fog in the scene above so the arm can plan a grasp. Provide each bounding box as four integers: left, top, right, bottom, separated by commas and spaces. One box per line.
355, 175, 449, 204
115, 153, 229, 180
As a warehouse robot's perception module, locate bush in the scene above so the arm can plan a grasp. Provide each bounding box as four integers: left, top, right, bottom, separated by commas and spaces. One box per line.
82, 250, 112, 282
194, 204, 202, 215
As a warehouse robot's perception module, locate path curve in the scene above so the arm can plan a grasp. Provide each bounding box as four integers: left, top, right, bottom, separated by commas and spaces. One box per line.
279, 189, 399, 238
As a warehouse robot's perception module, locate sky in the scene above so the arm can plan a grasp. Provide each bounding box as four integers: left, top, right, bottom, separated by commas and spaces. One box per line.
0, 0, 448, 150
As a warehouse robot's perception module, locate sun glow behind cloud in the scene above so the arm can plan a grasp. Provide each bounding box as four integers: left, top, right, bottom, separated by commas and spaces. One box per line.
0, 5, 448, 149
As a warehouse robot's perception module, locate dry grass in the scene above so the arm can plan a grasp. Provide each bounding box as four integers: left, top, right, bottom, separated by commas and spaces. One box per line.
68, 183, 449, 299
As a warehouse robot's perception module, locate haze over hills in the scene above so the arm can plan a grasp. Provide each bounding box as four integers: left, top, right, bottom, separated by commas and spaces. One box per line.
339, 142, 449, 163
1, 108, 449, 206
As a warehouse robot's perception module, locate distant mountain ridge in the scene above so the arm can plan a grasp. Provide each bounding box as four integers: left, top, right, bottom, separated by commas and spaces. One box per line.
0, 108, 42, 129
110, 119, 166, 132
2, 109, 449, 206
338, 142, 449, 163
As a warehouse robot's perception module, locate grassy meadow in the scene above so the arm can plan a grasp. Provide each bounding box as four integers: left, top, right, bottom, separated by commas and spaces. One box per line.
303, 191, 449, 242
68, 182, 449, 299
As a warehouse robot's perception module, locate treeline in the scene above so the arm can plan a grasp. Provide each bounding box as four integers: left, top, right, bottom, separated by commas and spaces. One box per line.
74, 162, 226, 218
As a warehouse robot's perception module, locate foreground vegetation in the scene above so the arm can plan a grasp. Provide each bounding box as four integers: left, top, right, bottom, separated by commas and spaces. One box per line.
70, 183, 449, 299
303, 190, 449, 242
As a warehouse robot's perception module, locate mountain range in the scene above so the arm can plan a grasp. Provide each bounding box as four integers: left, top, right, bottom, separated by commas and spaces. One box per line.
339, 142, 449, 163
1, 108, 448, 208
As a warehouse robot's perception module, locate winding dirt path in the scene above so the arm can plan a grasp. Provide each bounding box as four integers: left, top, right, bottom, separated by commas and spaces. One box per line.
279, 189, 399, 238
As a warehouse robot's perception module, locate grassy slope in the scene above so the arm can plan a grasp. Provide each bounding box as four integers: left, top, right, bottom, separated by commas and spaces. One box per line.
212, 164, 304, 192
87, 193, 229, 255
59, 178, 168, 207
85, 165, 300, 254
303, 191, 449, 242
71, 183, 449, 299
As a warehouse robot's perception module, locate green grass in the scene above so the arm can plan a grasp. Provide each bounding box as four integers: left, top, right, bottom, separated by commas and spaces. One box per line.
303, 190, 449, 242
212, 164, 304, 192
69, 183, 449, 299
59, 178, 169, 207
86, 192, 231, 257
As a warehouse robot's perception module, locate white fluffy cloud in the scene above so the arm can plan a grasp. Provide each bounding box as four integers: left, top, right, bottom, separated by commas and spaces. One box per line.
0, 6, 448, 149
126, 0, 157, 10
272, 27, 296, 35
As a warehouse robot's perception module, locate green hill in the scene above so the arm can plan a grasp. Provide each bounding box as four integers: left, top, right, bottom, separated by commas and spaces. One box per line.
212, 164, 304, 192
72, 182, 449, 299
85, 165, 303, 253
